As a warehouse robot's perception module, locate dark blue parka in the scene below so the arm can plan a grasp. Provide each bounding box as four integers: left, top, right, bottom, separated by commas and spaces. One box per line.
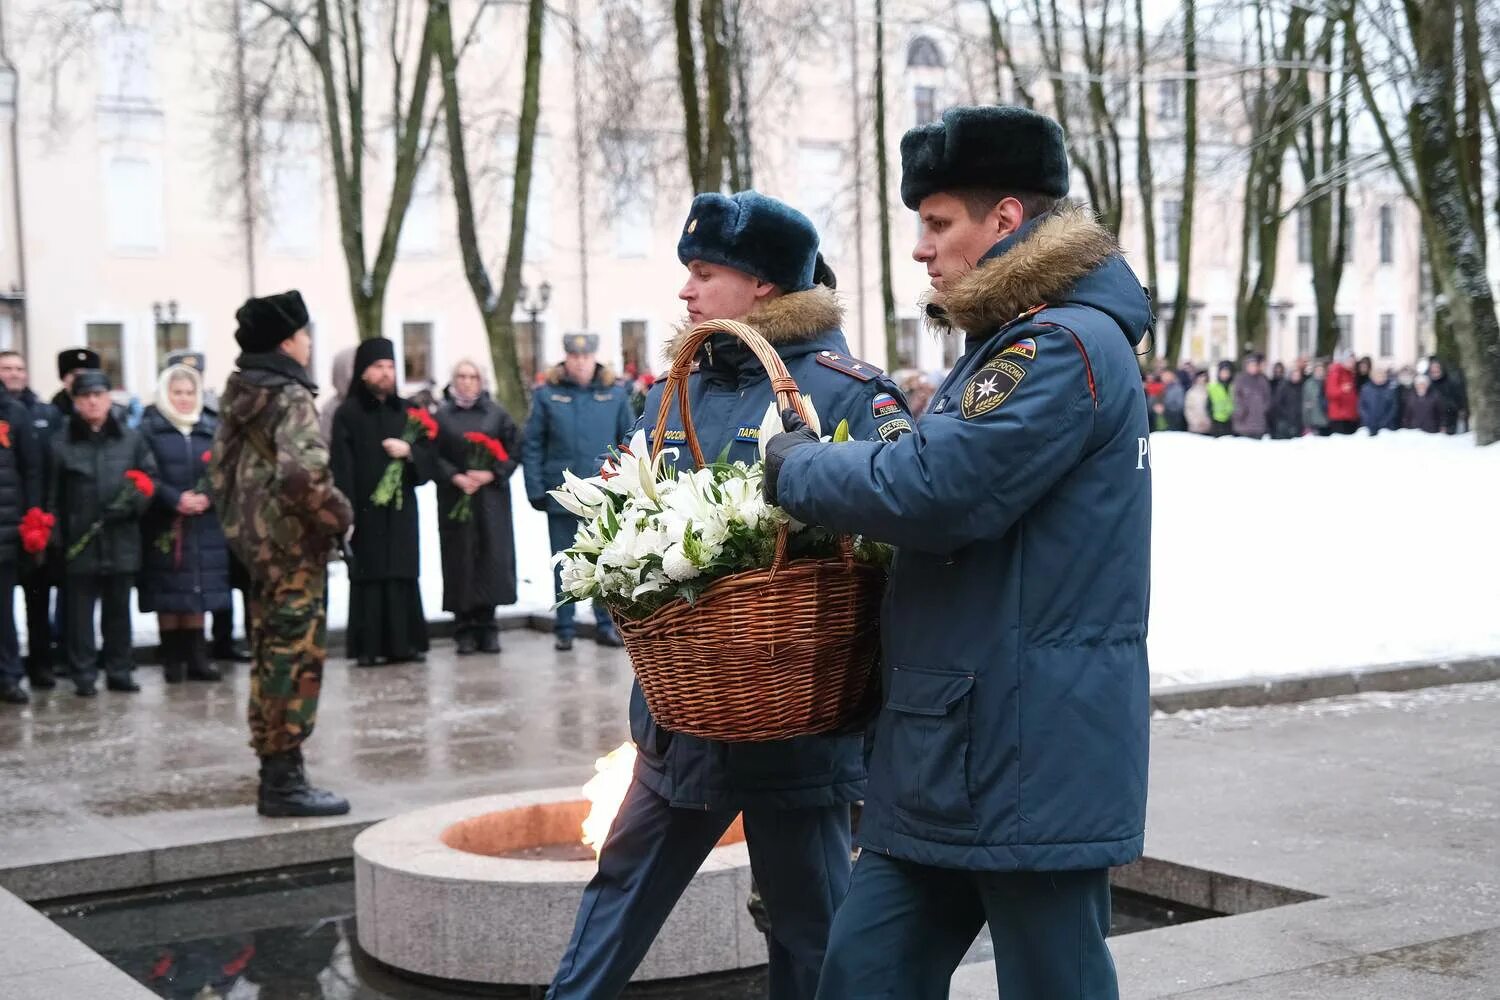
137, 405, 231, 615
523, 364, 635, 514
629, 285, 914, 810
777, 207, 1153, 870
0, 393, 43, 562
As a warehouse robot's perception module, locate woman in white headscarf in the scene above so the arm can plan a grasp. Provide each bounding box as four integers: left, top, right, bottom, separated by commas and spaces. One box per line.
138, 364, 231, 682
433, 359, 522, 654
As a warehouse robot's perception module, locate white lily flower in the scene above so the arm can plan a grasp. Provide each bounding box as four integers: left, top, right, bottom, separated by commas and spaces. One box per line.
548, 487, 593, 519
562, 468, 608, 509
758, 395, 819, 460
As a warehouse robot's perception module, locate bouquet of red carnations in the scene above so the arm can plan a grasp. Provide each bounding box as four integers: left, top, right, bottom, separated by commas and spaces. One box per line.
448, 432, 510, 523
371, 408, 438, 509
155, 449, 214, 562
67, 469, 154, 561
19, 507, 54, 556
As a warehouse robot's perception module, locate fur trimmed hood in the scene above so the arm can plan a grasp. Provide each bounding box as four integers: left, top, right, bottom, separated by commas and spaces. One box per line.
663, 284, 844, 363
928, 205, 1122, 335
545, 362, 619, 388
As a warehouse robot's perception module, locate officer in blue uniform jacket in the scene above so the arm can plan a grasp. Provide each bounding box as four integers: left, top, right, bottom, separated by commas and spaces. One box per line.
546, 191, 912, 1000
764, 107, 1153, 1000
523, 333, 634, 650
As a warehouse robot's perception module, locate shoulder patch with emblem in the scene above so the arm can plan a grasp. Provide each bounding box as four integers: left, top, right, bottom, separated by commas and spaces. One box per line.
960, 356, 1028, 420
877, 417, 913, 442
815, 351, 882, 382
871, 392, 900, 418
1001, 337, 1036, 361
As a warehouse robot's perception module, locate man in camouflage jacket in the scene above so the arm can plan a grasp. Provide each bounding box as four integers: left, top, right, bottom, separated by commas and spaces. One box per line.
212, 291, 355, 817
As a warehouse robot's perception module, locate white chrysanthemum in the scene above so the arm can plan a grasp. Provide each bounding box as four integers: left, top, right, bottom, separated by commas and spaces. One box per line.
662, 544, 701, 582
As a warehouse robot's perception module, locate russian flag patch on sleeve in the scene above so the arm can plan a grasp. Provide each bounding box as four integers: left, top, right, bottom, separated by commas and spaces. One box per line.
871, 392, 900, 418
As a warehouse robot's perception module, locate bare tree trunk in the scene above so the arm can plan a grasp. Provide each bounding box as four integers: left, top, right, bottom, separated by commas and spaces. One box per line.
231, 0, 258, 296
432, 0, 543, 416
1298, 19, 1349, 358
699, 0, 731, 192
1133, 0, 1158, 319
571, 0, 589, 330
874, 0, 898, 366
673, 0, 704, 190
1164, 0, 1197, 364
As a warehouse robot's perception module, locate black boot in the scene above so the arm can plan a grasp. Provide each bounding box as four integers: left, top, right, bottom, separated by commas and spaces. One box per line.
25, 653, 55, 691
185, 633, 221, 682
478, 625, 502, 654
454, 626, 478, 656
161, 630, 187, 684
257, 749, 351, 817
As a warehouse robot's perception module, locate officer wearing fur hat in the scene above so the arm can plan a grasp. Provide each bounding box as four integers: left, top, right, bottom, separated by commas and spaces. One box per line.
763, 107, 1152, 999
546, 192, 911, 1000
214, 290, 355, 816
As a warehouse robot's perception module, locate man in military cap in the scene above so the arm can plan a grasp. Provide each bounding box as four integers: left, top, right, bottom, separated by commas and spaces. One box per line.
763, 106, 1152, 999
522, 332, 633, 651
213, 290, 354, 816
546, 191, 912, 1000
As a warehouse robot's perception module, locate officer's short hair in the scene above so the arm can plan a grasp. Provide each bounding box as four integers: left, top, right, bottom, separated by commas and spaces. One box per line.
0, 350, 21, 362
955, 188, 1060, 225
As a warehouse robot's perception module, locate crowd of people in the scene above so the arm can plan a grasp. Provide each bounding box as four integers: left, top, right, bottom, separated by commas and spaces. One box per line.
0, 326, 635, 706
1142, 353, 1469, 438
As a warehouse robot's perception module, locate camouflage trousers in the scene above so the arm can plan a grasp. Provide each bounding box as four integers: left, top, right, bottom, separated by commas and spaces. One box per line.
247, 561, 328, 757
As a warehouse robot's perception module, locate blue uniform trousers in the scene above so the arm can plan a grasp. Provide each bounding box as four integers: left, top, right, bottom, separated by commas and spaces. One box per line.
815, 853, 1117, 1000
548, 778, 853, 1000
548, 513, 612, 639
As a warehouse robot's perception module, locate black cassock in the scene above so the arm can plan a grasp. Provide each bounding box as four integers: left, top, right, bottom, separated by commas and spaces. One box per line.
433, 394, 522, 622
330, 382, 434, 661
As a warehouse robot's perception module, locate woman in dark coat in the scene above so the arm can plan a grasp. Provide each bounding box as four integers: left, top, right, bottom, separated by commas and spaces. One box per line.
330, 338, 434, 666
433, 360, 522, 654
139, 365, 229, 682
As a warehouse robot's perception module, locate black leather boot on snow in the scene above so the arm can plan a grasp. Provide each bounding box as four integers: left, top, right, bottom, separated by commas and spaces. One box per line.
161, 630, 187, 684
185, 634, 221, 682
257, 749, 351, 817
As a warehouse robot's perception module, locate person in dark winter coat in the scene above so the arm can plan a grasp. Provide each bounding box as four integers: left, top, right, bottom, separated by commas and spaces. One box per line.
1304, 361, 1330, 435
1427, 359, 1468, 434
138, 365, 230, 683
0, 384, 43, 703
49, 371, 158, 696
0, 350, 59, 693
1158, 368, 1186, 431
1270, 365, 1305, 438
1358, 368, 1400, 435
765, 106, 1148, 1000
330, 337, 434, 666
522, 335, 634, 651
433, 360, 522, 655
1231, 355, 1272, 438
1402, 375, 1446, 432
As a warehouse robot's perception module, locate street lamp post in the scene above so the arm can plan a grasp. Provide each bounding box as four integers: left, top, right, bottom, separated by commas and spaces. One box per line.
518, 280, 552, 380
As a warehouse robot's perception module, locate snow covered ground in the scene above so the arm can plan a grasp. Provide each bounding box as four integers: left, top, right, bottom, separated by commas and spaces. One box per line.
26, 429, 1499, 690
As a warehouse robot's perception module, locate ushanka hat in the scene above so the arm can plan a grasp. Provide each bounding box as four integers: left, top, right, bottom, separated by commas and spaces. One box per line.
563, 333, 600, 355
677, 191, 820, 293
234, 290, 310, 353
58, 348, 101, 380
900, 105, 1071, 210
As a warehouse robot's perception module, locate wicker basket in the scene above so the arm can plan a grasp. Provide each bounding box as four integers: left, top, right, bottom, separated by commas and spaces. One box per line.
611, 319, 884, 742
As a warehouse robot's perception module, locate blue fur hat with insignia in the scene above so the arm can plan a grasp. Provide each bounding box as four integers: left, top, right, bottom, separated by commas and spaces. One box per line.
677, 191, 820, 292
900, 105, 1070, 210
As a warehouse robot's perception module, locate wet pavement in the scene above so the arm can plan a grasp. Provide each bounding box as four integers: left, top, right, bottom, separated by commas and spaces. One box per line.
0, 630, 635, 887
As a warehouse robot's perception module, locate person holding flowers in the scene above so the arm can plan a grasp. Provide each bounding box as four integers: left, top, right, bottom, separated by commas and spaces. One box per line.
546, 191, 912, 1000
0, 385, 44, 703
47, 369, 158, 696
433, 359, 521, 655
330, 337, 435, 666
138, 363, 230, 684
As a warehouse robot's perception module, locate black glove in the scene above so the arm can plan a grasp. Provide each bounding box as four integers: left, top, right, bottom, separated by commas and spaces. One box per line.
762, 407, 820, 504
529, 496, 549, 512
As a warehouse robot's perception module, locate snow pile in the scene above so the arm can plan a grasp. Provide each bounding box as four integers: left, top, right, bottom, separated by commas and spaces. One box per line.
1145, 430, 1500, 686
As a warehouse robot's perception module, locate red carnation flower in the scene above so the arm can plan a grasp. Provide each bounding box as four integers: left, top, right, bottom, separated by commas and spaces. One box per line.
407, 408, 438, 440
19, 507, 54, 554
484, 438, 509, 462
125, 469, 155, 498
201, 449, 213, 464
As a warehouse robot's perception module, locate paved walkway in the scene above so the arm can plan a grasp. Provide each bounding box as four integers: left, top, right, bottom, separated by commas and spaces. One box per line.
0, 635, 1496, 997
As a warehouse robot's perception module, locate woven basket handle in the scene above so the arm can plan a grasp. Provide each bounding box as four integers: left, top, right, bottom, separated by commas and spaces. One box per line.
650, 318, 853, 571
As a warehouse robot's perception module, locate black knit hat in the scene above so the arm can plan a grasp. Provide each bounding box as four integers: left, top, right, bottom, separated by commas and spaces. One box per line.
235, 290, 310, 353
58, 348, 101, 380
677, 191, 820, 292
900, 105, 1070, 210
353, 337, 396, 378
70, 369, 112, 396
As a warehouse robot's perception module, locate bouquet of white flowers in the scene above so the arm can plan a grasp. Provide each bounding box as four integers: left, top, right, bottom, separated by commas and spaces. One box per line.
552, 317, 886, 743
551, 406, 887, 621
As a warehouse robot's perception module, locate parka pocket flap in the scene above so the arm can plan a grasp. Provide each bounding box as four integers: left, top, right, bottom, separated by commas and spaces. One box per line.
886, 669, 974, 717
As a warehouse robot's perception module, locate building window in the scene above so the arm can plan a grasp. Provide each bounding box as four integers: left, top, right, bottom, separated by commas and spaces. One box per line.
1335, 314, 1352, 352
399, 162, 441, 257
914, 85, 938, 126
897, 318, 920, 368
1379, 205, 1394, 265
86, 323, 125, 386
1297, 207, 1312, 264
1296, 315, 1314, 357
906, 36, 945, 69
1161, 199, 1181, 262
1158, 79, 1180, 119
98, 24, 155, 109
106, 155, 163, 253
799, 143, 845, 259
1209, 315, 1229, 361
401, 322, 433, 386
621, 320, 648, 377
155, 321, 189, 369
1379, 314, 1394, 358
517, 320, 544, 381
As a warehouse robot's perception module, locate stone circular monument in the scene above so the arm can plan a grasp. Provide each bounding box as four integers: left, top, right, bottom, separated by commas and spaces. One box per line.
353, 787, 765, 985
